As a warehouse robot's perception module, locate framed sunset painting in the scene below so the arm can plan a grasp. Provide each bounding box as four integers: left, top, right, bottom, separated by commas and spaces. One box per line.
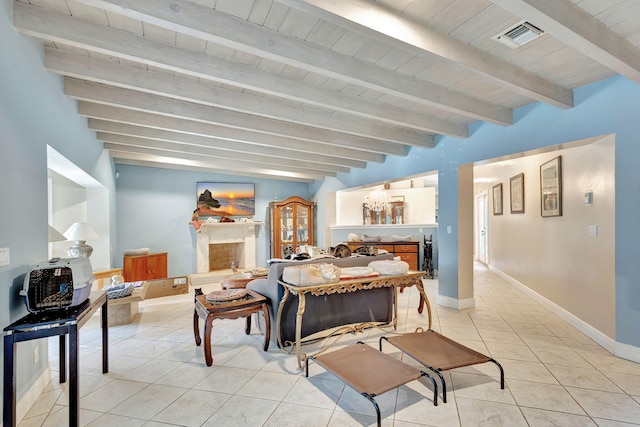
196, 182, 255, 216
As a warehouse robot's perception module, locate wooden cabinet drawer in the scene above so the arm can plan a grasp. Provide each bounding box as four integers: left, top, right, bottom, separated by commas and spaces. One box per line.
394, 244, 418, 253
397, 253, 417, 263
397, 253, 418, 270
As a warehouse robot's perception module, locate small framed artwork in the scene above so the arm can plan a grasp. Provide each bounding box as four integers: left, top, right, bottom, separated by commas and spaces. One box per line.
510, 173, 525, 214
540, 156, 562, 217
492, 183, 503, 215
391, 201, 404, 224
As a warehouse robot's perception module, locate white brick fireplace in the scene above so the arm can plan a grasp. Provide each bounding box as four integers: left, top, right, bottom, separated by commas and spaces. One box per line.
196, 222, 262, 273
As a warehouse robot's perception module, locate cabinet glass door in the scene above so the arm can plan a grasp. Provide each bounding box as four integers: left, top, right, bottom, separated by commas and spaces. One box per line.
281, 206, 293, 242
296, 205, 309, 244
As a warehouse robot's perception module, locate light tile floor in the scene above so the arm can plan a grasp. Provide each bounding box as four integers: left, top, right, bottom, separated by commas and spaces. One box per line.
20, 263, 640, 426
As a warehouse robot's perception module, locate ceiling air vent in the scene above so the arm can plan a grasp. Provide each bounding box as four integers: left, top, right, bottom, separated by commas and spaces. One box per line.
492, 21, 544, 49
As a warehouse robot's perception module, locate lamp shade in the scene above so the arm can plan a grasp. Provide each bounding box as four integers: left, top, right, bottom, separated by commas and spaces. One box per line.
48, 225, 66, 242
64, 222, 99, 241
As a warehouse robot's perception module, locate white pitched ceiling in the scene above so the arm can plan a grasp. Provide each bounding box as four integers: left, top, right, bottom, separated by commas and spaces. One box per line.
13, 0, 640, 182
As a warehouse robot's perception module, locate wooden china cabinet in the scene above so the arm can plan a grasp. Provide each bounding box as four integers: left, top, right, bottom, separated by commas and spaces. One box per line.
269, 196, 315, 259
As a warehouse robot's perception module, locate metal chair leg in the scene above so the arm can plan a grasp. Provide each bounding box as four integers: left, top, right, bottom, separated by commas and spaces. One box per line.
490, 358, 505, 389
363, 394, 381, 427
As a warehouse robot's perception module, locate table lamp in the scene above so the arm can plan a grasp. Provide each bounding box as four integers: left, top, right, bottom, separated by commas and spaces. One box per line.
64, 222, 99, 258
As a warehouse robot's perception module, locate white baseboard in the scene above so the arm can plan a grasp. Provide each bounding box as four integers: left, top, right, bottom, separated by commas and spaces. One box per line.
488, 265, 640, 363
15, 366, 51, 425
615, 341, 640, 362
436, 294, 475, 310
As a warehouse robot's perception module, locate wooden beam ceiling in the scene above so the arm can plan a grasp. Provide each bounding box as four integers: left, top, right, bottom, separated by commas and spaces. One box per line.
11, 0, 639, 181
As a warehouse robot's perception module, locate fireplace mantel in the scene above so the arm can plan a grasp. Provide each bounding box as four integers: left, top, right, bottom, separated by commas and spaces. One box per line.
199, 221, 263, 230
196, 221, 263, 273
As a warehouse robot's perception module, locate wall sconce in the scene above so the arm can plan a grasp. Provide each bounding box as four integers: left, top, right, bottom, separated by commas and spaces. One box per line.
64, 222, 99, 258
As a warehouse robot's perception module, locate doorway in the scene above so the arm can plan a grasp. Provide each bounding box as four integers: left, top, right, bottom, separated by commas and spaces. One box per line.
475, 190, 489, 264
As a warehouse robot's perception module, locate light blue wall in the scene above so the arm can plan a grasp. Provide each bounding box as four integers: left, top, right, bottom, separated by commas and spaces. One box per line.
114, 165, 310, 275
312, 75, 640, 348
0, 0, 117, 405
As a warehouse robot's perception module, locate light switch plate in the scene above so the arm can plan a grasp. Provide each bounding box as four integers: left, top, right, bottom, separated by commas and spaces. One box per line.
0, 247, 9, 266
587, 225, 598, 238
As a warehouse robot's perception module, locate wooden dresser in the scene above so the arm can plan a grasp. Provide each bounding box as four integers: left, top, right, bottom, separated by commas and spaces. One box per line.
346, 241, 419, 270
123, 252, 168, 282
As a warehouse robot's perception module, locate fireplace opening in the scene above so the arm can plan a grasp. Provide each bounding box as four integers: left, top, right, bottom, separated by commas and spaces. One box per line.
209, 243, 243, 271
196, 222, 260, 274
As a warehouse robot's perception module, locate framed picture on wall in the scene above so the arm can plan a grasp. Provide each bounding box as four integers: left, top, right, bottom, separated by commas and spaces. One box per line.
540, 156, 562, 217
510, 173, 525, 214
196, 182, 255, 216
492, 183, 503, 215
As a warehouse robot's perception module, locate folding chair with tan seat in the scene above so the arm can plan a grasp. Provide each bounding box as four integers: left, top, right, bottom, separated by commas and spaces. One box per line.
380, 329, 504, 403
306, 342, 438, 427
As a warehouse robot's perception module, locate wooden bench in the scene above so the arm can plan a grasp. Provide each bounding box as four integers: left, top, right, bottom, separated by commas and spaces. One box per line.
107, 282, 148, 326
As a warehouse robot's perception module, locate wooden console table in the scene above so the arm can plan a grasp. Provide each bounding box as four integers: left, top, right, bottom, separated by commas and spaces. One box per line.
277, 271, 431, 369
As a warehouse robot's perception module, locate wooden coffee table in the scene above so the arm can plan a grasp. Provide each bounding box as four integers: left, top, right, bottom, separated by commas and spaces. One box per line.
193, 289, 270, 366
220, 274, 254, 290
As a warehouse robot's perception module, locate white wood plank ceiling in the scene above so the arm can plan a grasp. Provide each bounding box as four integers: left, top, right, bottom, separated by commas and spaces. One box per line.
12, 0, 640, 182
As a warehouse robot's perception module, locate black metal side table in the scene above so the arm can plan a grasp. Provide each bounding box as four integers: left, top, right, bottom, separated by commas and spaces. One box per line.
3, 291, 108, 427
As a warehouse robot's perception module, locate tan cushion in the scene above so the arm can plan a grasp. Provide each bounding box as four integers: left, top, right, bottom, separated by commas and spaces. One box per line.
282, 263, 341, 285
369, 260, 409, 276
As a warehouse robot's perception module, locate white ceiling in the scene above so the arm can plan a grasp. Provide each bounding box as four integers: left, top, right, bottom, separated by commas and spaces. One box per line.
14, 0, 640, 183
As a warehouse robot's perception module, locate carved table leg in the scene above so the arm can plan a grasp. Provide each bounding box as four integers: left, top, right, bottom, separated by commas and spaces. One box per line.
414, 281, 432, 329
203, 314, 214, 367
393, 285, 398, 329
261, 303, 270, 352
245, 315, 251, 335
193, 309, 201, 346
295, 292, 307, 370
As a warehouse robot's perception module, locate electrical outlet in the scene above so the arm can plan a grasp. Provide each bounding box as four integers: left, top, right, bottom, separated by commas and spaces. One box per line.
0, 247, 9, 267
33, 345, 39, 364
